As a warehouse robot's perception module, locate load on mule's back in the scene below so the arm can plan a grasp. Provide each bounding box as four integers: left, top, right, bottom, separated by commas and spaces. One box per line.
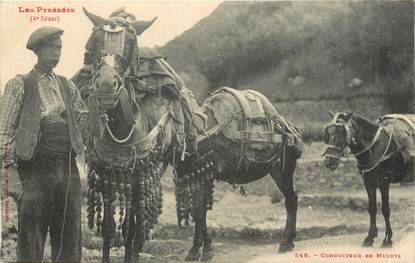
73, 7, 193, 263
202, 87, 302, 181
173, 87, 303, 261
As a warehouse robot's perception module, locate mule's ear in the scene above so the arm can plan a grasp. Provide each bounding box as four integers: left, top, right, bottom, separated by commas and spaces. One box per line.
327, 109, 335, 118
345, 112, 354, 121
83, 7, 106, 27
131, 17, 157, 35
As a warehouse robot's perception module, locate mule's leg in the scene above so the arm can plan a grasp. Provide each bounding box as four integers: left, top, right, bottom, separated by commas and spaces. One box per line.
270, 150, 298, 253
379, 179, 393, 248
132, 214, 145, 257
186, 212, 203, 261
102, 199, 111, 263
185, 179, 203, 261
362, 178, 378, 247
123, 213, 136, 263
200, 206, 213, 261
201, 171, 215, 261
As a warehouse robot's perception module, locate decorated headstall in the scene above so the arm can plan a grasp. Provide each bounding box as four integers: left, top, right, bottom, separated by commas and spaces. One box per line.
86, 24, 129, 139
82, 7, 156, 109
87, 21, 130, 106
323, 112, 353, 159
82, 6, 156, 71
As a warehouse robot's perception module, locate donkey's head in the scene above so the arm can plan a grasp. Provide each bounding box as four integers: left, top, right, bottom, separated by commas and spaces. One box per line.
323, 111, 354, 171
83, 7, 156, 108
83, 7, 156, 139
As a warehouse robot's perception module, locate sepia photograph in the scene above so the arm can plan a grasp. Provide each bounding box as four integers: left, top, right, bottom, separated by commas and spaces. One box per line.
0, 1, 414, 262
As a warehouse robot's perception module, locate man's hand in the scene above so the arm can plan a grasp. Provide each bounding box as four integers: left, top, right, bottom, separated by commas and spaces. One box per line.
2, 167, 22, 202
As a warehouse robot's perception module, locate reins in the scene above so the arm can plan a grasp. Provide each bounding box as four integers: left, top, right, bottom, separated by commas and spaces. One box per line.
353, 126, 384, 157
325, 114, 398, 176
358, 120, 396, 175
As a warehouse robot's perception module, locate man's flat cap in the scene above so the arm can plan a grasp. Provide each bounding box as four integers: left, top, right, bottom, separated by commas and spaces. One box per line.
26, 26, 64, 51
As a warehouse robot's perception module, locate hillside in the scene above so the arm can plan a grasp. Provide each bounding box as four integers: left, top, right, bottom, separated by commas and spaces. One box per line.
159, 1, 414, 116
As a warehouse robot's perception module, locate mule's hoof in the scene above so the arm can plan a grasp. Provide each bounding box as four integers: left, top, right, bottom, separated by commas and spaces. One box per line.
201, 249, 214, 261
185, 248, 201, 261
381, 239, 393, 248
278, 242, 295, 253
362, 237, 374, 247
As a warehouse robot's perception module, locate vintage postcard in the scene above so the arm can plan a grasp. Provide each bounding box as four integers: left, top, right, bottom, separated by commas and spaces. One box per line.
0, 1, 414, 263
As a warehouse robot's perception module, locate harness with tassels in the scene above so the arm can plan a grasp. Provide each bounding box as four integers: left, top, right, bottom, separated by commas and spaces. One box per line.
89, 108, 172, 170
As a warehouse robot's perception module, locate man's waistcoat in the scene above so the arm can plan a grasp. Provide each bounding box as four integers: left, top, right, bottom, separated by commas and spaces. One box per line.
16, 71, 84, 161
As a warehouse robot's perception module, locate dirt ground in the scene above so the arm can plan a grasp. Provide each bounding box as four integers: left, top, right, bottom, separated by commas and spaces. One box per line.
1, 144, 414, 263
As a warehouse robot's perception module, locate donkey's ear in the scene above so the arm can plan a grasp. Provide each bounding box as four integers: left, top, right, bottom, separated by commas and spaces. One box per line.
344, 112, 354, 121
83, 7, 106, 27
327, 109, 335, 118
131, 17, 157, 35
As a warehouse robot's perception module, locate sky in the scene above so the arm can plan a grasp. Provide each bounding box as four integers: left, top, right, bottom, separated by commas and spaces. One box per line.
0, 1, 221, 92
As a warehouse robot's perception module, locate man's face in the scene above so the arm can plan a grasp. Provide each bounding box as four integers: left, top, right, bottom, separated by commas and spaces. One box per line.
36, 38, 62, 70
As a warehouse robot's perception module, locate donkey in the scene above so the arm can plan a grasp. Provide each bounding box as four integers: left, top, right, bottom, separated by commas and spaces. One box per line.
76, 7, 194, 263
173, 88, 303, 261
323, 111, 414, 248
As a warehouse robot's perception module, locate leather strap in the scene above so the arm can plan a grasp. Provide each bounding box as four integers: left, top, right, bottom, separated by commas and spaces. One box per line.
221, 87, 253, 121
119, 86, 135, 127
245, 89, 278, 116
382, 114, 415, 131
196, 122, 225, 143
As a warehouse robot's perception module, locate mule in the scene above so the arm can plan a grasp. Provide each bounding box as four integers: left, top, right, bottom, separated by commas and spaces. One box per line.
76, 7, 193, 263
173, 88, 303, 261
323, 111, 414, 248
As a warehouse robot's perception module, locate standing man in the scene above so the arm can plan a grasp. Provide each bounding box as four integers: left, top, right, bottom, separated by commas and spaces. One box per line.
0, 26, 85, 262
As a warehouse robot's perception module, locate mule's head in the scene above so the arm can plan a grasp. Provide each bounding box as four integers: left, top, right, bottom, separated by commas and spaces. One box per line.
83, 7, 156, 108
323, 111, 354, 171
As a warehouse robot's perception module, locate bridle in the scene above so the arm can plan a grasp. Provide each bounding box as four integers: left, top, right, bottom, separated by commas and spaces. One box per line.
89, 53, 135, 144
87, 21, 132, 108
353, 126, 383, 157
89, 55, 125, 109
324, 113, 398, 175
323, 113, 352, 160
